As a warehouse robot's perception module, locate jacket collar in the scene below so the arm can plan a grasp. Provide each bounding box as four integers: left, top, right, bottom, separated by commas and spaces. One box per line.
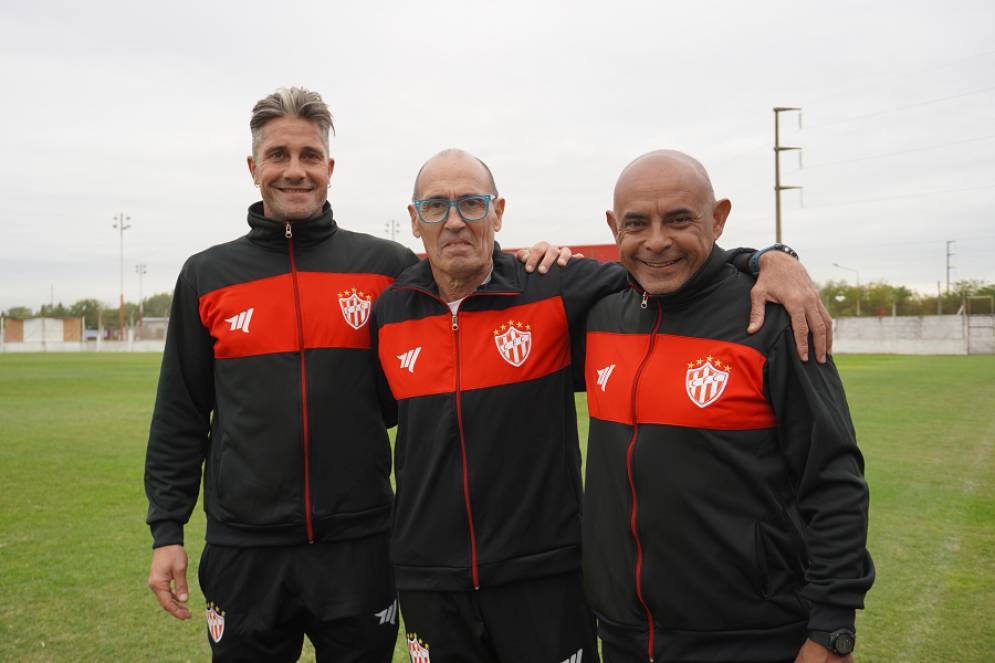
627, 244, 730, 309
245, 201, 338, 247
395, 243, 523, 299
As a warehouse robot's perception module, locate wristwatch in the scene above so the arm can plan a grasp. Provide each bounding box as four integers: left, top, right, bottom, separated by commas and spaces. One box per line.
749, 243, 799, 276
809, 628, 856, 656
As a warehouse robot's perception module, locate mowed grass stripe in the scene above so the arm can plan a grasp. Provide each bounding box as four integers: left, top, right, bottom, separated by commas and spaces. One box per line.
1, 353, 993, 662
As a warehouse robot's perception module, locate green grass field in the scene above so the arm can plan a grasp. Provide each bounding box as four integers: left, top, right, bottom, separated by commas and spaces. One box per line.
1, 353, 993, 662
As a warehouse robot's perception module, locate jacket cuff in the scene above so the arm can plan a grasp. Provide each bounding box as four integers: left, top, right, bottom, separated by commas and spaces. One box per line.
150, 521, 184, 549
725, 247, 756, 275
808, 603, 856, 632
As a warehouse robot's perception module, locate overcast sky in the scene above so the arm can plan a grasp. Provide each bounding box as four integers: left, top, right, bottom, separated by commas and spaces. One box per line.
2, 0, 993, 311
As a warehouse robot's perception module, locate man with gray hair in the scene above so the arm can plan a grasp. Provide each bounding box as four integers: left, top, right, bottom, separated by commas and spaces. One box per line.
144, 87, 570, 661
143, 86, 417, 661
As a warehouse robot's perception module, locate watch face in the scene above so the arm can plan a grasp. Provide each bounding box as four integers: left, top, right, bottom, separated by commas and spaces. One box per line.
834, 632, 855, 654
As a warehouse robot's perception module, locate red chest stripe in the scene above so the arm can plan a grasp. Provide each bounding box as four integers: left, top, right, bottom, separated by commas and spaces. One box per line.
586, 331, 774, 430
200, 272, 395, 359
379, 296, 571, 400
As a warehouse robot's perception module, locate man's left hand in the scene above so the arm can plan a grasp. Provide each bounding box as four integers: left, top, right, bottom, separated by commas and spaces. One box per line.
517, 242, 575, 274
747, 250, 832, 363
794, 638, 854, 663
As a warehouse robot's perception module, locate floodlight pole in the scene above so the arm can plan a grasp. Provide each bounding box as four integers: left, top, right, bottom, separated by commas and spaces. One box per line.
135, 263, 147, 334
113, 213, 131, 338
385, 219, 400, 241
945, 240, 955, 294
774, 107, 802, 243
833, 262, 861, 316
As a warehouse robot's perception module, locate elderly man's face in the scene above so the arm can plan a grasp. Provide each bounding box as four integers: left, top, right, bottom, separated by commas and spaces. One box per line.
608, 158, 729, 294
247, 115, 334, 222
409, 153, 504, 281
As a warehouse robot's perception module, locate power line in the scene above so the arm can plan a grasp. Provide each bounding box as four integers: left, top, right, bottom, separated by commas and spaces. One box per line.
803, 84, 995, 131
802, 134, 995, 170
802, 183, 995, 209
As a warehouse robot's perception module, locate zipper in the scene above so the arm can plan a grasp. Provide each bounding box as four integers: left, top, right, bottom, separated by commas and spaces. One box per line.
286, 222, 314, 544
626, 297, 662, 662
451, 306, 481, 589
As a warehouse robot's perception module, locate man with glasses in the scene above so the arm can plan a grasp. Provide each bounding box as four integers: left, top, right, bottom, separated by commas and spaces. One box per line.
371, 148, 826, 661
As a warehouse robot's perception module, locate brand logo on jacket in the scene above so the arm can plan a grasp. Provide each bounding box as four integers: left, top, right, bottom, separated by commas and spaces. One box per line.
397, 347, 422, 373
596, 364, 616, 392
338, 288, 373, 330
205, 601, 225, 643
406, 633, 431, 661
374, 600, 397, 625
561, 648, 584, 663
685, 356, 731, 408
493, 320, 532, 367
224, 308, 254, 334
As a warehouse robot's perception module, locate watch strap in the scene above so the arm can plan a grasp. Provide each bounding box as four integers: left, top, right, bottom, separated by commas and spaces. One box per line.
809, 628, 856, 656
749, 243, 799, 276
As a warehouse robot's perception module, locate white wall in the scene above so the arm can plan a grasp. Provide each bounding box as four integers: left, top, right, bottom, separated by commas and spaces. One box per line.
833, 315, 995, 355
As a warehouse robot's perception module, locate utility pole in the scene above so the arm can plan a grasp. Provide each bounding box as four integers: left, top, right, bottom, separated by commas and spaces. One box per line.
113, 213, 131, 339
833, 262, 861, 316
384, 219, 400, 241
773, 107, 802, 243
135, 263, 147, 336
945, 240, 955, 294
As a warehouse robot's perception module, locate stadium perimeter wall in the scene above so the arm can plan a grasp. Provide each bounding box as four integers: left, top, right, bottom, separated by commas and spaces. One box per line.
3, 315, 993, 355
833, 314, 994, 355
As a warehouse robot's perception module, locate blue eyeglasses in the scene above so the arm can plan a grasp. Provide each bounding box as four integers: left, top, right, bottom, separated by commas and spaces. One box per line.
412, 194, 495, 224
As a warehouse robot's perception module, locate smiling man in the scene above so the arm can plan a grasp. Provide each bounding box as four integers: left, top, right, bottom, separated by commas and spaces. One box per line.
583, 150, 874, 663
144, 87, 420, 662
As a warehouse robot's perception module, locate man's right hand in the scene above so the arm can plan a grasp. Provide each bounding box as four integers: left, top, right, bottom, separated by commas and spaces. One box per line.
148, 544, 192, 620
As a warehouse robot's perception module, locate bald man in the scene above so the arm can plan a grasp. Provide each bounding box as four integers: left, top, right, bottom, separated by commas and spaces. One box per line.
372, 149, 829, 661
583, 151, 874, 663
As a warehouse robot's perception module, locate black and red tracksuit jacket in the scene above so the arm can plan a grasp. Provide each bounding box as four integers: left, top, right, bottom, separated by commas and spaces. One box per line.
144, 202, 417, 549
583, 246, 874, 662
371, 247, 627, 591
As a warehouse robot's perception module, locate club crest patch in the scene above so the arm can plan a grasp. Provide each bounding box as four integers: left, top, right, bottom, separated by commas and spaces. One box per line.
338, 288, 373, 330
493, 319, 532, 367
205, 602, 225, 643
685, 356, 731, 408
407, 632, 431, 662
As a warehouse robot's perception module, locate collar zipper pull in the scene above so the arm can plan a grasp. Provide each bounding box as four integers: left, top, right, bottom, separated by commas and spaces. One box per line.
451, 311, 459, 331
641, 291, 649, 309
284, 222, 292, 239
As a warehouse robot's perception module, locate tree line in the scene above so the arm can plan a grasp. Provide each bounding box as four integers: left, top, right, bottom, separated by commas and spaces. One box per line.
2, 279, 994, 327
819, 279, 995, 317
2, 293, 173, 330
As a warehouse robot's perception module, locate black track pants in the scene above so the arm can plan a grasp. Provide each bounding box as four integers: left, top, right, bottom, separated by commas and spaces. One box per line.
399, 572, 598, 663
198, 534, 398, 662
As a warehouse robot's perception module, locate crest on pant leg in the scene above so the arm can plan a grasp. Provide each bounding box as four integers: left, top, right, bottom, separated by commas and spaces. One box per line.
206, 601, 225, 643
406, 632, 431, 662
